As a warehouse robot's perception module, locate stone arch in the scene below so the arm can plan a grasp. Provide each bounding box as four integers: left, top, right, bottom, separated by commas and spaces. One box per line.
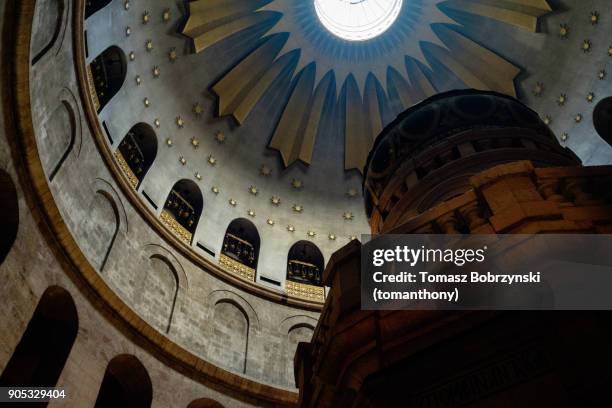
43, 90, 82, 182
206, 290, 260, 331
210, 300, 249, 374
134, 245, 185, 335
85, 0, 113, 19
162, 179, 203, 245
89, 46, 127, 113
279, 315, 317, 388
88, 179, 128, 272
116, 123, 158, 189
221, 218, 261, 272
286, 240, 325, 286
94, 354, 152, 408
0, 286, 78, 388
31, 0, 66, 65
141, 244, 188, 290
187, 398, 225, 408
0, 169, 19, 265
206, 290, 260, 374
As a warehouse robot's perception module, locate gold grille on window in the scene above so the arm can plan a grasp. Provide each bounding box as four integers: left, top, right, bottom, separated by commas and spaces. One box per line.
286, 280, 325, 303
114, 150, 139, 189
219, 253, 256, 282
160, 209, 192, 245
86, 63, 101, 111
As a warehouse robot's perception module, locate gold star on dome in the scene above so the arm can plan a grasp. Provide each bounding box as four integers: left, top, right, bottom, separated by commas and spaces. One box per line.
145, 40, 153, 52
143, 98, 150, 108
248, 185, 258, 195
559, 23, 569, 39
267, 219, 275, 226
165, 138, 172, 147
270, 196, 281, 206
343, 211, 354, 221
247, 209, 256, 217
179, 156, 186, 165
168, 48, 177, 62
608, 46, 612, 56
176, 116, 185, 128
350, 235, 358, 241
346, 188, 359, 198
307, 231, 316, 238
190, 137, 199, 149
193, 103, 204, 116
162, 8, 171, 22
582, 39, 592, 53
574, 114, 583, 123
214, 131, 225, 144
152, 66, 161, 78
532, 82, 544, 97
129, 51, 135, 61
587, 92, 595, 103
293, 204, 303, 213
287, 225, 295, 233
229, 198, 237, 207
291, 179, 303, 189
124, 1, 129, 10
543, 115, 552, 126
557, 94, 567, 106
598, 69, 607, 80
135, 75, 141, 86
125, 26, 131, 36
142, 11, 150, 24
211, 186, 220, 195
328, 234, 336, 241
195, 172, 202, 181
260, 165, 272, 177
207, 155, 217, 166
561, 133, 568, 142
154, 118, 161, 128
590, 11, 599, 25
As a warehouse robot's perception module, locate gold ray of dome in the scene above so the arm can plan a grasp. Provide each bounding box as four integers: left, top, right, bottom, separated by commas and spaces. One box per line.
443, 0, 552, 32
182, 0, 551, 172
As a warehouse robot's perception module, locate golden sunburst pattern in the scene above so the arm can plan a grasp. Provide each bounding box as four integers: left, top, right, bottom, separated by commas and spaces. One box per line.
183, 0, 551, 173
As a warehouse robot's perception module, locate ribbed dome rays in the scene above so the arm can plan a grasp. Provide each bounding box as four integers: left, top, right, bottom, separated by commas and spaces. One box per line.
182, 0, 551, 172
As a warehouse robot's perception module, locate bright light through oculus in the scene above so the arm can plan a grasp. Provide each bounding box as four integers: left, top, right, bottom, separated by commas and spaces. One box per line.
314, 0, 403, 42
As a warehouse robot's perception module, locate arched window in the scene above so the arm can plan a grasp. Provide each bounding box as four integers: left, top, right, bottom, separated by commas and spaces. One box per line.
187, 398, 225, 408
0, 169, 18, 265
116, 123, 158, 189
0, 286, 78, 388
161, 180, 203, 245
88, 46, 126, 113
220, 218, 260, 281
594, 96, 612, 147
85, 0, 112, 19
286, 241, 325, 302
94, 354, 152, 408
